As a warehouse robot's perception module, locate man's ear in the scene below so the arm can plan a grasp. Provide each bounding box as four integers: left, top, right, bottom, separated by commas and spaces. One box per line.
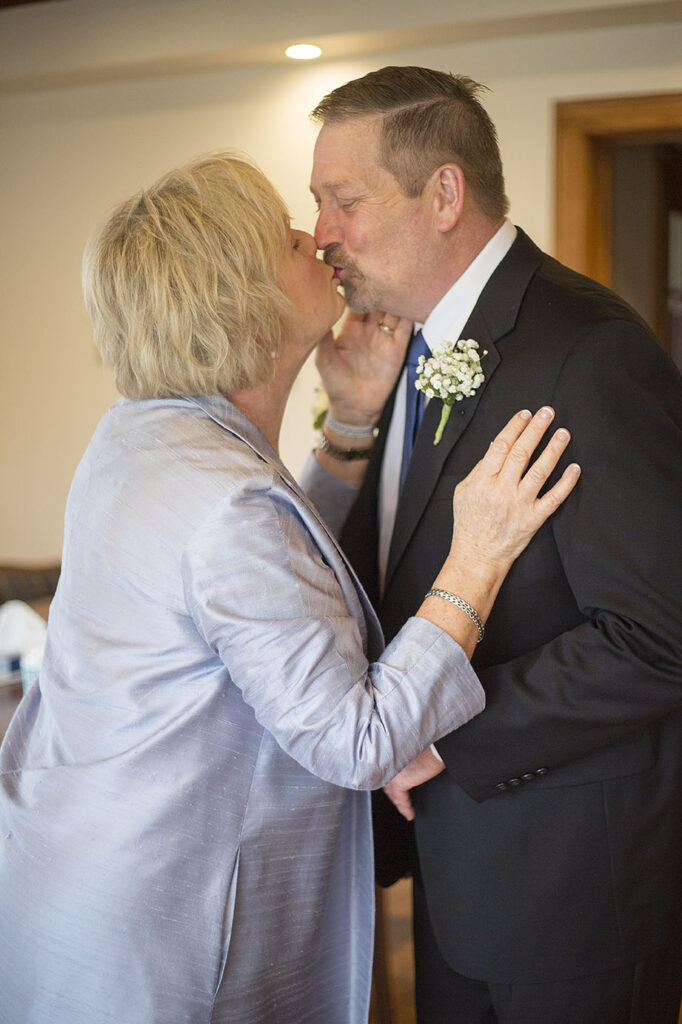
432, 164, 464, 233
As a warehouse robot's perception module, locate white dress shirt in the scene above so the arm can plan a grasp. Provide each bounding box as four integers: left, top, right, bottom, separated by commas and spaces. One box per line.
378, 220, 517, 591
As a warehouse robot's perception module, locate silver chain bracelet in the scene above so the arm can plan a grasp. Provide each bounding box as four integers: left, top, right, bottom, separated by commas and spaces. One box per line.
425, 589, 485, 643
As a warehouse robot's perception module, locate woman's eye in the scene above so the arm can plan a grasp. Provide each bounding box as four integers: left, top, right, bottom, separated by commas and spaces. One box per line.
292, 237, 300, 251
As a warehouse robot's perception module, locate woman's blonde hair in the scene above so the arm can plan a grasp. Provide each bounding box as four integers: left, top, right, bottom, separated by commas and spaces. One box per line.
82, 153, 292, 398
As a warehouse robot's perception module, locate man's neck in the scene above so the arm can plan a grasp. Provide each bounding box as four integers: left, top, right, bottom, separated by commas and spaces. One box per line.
428, 215, 505, 316
418, 219, 516, 347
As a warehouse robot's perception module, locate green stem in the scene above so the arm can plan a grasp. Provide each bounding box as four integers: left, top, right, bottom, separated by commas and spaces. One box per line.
434, 403, 453, 445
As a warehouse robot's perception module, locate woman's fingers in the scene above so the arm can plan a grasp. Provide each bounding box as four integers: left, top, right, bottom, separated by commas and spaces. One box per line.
533, 462, 581, 521
483, 407, 558, 479
495, 407, 558, 483
393, 316, 414, 346
484, 409, 576, 499
449, 405, 580, 567
480, 409, 534, 474
517, 426, 572, 500
494, 408, 581, 518
372, 311, 413, 345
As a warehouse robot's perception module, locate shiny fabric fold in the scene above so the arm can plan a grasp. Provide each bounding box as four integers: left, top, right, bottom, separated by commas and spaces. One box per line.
0, 395, 483, 1023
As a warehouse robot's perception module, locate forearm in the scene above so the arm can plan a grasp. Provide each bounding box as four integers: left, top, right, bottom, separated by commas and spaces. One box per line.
314, 418, 374, 489
382, 548, 508, 819
416, 549, 508, 661
312, 310, 411, 486
185, 476, 485, 793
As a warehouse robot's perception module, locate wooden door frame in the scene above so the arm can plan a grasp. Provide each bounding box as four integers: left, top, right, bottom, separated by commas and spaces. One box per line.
554, 92, 682, 285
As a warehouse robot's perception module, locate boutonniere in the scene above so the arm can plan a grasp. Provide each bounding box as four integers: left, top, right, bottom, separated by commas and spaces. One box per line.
415, 339, 487, 444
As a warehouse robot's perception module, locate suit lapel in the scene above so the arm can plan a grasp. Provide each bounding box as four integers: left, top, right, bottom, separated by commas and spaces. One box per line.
384, 228, 543, 588
385, 308, 499, 585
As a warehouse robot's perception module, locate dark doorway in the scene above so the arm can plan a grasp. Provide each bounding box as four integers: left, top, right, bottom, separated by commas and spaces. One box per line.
612, 143, 682, 368
555, 92, 682, 371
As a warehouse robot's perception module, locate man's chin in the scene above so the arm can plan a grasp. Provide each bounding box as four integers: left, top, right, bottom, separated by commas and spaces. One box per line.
342, 284, 375, 315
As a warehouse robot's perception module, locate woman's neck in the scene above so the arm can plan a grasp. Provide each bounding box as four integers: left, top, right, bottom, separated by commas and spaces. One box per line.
226, 333, 311, 453
226, 380, 287, 452
227, 347, 304, 453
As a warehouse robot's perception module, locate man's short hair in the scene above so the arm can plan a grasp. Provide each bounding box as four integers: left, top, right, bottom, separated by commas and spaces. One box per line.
82, 154, 292, 399
311, 66, 509, 220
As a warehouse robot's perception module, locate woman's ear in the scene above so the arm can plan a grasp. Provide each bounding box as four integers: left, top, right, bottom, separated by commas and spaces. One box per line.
432, 164, 465, 233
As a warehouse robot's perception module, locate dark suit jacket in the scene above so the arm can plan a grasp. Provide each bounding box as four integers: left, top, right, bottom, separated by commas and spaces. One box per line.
340, 228, 682, 984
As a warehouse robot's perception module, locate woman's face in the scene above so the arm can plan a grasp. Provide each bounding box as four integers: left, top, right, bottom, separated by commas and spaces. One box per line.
278, 229, 345, 354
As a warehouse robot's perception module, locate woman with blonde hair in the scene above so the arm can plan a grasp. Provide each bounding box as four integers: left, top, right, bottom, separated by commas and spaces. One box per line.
0, 153, 578, 1024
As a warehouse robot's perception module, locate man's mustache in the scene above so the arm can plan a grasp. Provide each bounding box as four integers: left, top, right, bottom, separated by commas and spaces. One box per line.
322, 246, 343, 268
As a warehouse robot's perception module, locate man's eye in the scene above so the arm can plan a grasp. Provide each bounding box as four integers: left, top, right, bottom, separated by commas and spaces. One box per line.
339, 200, 357, 210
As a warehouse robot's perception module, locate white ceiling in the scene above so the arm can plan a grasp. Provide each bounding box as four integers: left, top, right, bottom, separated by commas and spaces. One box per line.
1, 0, 681, 92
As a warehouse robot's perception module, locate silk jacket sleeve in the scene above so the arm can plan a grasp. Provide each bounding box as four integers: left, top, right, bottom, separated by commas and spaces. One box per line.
182, 469, 484, 791
298, 452, 357, 539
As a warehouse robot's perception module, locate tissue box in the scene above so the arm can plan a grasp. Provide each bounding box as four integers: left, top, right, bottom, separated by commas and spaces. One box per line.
20, 647, 43, 693
0, 600, 47, 688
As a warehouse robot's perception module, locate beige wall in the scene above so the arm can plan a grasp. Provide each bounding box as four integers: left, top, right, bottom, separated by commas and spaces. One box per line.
1, 17, 681, 561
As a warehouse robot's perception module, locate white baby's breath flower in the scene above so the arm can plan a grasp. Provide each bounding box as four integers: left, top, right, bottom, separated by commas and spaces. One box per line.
415, 338, 487, 444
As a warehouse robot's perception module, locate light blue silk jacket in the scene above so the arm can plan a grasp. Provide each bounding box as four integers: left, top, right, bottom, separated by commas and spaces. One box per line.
0, 395, 483, 1024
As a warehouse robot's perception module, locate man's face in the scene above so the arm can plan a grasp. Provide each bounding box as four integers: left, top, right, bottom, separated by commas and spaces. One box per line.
310, 117, 435, 320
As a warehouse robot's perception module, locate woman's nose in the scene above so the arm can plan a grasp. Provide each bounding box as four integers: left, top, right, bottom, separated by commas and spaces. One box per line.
299, 230, 317, 254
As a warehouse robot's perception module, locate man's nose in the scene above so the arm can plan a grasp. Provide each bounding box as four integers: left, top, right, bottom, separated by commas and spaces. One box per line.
314, 203, 341, 252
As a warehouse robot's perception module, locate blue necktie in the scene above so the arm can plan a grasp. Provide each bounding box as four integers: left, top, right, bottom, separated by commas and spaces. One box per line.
399, 330, 430, 491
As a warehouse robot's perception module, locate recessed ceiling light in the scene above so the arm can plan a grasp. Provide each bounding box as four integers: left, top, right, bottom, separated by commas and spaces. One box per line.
285, 44, 322, 60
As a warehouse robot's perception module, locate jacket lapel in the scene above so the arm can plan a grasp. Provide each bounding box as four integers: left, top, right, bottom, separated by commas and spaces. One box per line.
384, 228, 542, 588
385, 308, 499, 586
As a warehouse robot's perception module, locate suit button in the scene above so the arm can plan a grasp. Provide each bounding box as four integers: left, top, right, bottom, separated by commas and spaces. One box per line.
535, 767, 549, 776
508, 777, 521, 786
495, 782, 508, 792
521, 773, 535, 782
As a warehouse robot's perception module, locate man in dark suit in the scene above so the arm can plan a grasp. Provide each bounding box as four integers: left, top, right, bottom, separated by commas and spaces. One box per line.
307, 66, 682, 1023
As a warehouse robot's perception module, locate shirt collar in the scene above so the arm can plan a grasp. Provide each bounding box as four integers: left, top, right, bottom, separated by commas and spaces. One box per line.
419, 219, 517, 352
